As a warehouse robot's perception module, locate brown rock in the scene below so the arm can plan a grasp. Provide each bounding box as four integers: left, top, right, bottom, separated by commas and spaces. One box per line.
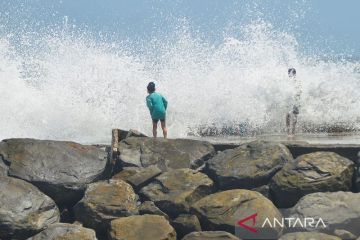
28, 223, 97, 240
108, 215, 176, 240
191, 189, 282, 238
74, 180, 138, 232
270, 151, 354, 207
140, 168, 214, 217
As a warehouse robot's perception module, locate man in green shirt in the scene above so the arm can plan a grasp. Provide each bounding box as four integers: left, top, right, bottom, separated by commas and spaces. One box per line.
146, 82, 168, 138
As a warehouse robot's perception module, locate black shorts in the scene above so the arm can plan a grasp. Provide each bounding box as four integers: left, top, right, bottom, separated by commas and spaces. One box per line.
152, 118, 165, 124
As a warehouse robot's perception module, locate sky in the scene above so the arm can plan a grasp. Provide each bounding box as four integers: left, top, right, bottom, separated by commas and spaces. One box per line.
1, 0, 360, 58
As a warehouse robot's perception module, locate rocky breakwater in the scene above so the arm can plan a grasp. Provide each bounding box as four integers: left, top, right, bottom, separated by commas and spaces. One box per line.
0, 139, 108, 206
0, 134, 359, 240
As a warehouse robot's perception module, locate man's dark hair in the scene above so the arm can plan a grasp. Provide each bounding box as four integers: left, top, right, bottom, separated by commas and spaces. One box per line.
288, 68, 296, 77
147, 82, 155, 93
293, 106, 299, 114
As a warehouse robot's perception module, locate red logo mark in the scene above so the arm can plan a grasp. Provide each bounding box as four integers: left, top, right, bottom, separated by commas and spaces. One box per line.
237, 213, 258, 233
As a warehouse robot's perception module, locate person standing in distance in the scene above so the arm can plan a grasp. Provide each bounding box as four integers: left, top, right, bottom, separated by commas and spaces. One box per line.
286, 68, 301, 136
146, 82, 168, 138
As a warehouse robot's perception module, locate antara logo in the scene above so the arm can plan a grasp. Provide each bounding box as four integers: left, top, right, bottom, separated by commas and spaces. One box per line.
237, 213, 258, 233
261, 217, 327, 228
237, 213, 327, 233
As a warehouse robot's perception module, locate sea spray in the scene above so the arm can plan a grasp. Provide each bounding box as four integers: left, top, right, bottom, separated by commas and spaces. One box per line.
0, 16, 359, 142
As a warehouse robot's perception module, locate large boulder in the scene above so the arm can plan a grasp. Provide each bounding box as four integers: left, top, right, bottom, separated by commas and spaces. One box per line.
117, 137, 215, 171
191, 189, 282, 238
206, 141, 293, 189
112, 165, 162, 190
0, 176, 60, 240
140, 168, 214, 217
27, 223, 97, 240
108, 215, 176, 240
288, 192, 360, 236
279, 232, 341, 240
182, 231, 240, 240
0, 139, 108, 205
270, 151, 354, 207
74, 180, 138, 232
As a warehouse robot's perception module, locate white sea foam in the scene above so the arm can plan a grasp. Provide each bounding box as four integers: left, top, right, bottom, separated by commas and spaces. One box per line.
0, 18, 359, 143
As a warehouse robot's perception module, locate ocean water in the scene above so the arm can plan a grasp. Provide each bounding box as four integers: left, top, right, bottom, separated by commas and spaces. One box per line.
1, 8, 360, 143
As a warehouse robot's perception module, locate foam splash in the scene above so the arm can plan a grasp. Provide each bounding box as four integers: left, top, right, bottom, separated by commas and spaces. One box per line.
0, 18, 359, 143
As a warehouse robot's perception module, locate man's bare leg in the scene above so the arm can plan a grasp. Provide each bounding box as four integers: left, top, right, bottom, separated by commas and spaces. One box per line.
291, 114, 298, 135
152, 121, 158, 138
161, 120, 168, 139
286, 113, 291, 135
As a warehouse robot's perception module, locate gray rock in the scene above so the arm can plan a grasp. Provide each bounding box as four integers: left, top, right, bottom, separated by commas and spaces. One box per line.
27, 223, 97, 240
205, 141, 293, 190
0, 176, 60, 240
171, 214, 201, 239
118, 137, 215, 171
270, 151, 354, 207
289, 192, 360, 236
181, 231, 240, 240
279, 232, 341, 240
140, 168, 214, 217
74, 180, 138, 232
112, 165, 162, 190
139, 201, 169, 219
0, 138, 108, 205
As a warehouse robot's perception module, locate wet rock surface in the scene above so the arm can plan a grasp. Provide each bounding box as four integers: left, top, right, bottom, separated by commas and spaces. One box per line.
0, 139, 108, 205
0, 176, 60, 240
140, 168, 214, 217
117, 137, 215, 171
206, 141, 293, 189
270, 151, 354, 207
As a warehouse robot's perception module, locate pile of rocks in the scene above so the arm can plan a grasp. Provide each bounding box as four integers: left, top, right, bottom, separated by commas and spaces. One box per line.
0, 133, 359, 240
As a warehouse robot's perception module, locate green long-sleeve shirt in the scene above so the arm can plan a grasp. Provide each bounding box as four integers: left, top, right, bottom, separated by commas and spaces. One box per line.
146, 92, 168, 120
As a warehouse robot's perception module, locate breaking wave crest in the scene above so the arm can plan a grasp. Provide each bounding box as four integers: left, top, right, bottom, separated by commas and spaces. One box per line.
0, 15, 359, 143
